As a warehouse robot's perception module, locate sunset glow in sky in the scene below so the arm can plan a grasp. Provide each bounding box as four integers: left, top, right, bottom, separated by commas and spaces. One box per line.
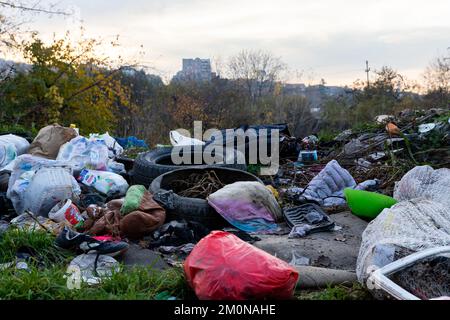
5, 0, 450, 85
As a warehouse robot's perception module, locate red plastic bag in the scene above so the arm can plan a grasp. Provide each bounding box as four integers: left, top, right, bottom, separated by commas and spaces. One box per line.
184, 231, 299, 300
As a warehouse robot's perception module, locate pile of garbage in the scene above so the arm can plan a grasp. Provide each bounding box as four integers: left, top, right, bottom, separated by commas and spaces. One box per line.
0, 108, 448, 301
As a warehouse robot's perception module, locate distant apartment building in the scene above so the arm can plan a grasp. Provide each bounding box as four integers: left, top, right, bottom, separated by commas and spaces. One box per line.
172, 58, 215, 82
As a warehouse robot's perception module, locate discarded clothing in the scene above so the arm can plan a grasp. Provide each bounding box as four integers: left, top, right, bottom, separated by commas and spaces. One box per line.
28, 124, 78, 160
297, 160, 376, 207
299, 160, 355, 206
83, 192, 165, 240
119, 191, 166, 239
207, 181, 282, 233
83, 200, 123, 237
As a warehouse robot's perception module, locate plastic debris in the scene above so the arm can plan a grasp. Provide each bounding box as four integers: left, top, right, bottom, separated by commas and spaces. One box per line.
89, 132, 123, 158
184, 231, 299, 300
393, 165, 450, 207
48, 199, 84, 228
344, 188, 397, 219
0, 134, 30, 170
418, 123, 436, 134
7, 156, 80, 216
79, 169, 129, 197
10, 212, 67, 235
67, 253, 120, 286
57, 136, 109, 171
356, 199, 450, 284
170, 130, 205, 146
284, 203, 335, 238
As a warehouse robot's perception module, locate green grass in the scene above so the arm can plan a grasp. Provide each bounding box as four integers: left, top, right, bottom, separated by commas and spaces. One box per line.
0, 229, 373, 300
0, 228, 188, 300
0, 264, 187, 300
296, 283, 373, 300
0, 228, 70, 265
317, 129, 340, 144
352, 122, 383, 134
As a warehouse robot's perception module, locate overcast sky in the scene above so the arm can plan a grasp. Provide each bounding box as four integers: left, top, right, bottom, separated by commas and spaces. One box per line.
9, 0, 450, 85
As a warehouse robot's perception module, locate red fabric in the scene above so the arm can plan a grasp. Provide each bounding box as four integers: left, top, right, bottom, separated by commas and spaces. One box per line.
184, 231, 299, 300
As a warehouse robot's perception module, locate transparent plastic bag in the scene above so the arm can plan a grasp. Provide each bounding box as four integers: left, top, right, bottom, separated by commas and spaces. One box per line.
57, 136, 109, 171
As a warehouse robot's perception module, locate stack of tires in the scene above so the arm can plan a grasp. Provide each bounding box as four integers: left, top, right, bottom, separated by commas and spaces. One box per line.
129, 146, 253, 229
130, 146, 246, 188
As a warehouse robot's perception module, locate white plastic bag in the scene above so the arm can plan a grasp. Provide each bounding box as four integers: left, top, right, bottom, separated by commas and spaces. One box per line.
79, 169, 128, 197
0, 134, 30, 170
7, 154, 79, 215
89, 132, 124, 158
170, 130, 205, 146
24, 167, 81, 216
57, 136, 109, 171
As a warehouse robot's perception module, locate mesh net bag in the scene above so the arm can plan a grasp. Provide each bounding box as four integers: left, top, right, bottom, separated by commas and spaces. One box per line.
357, 165, 450, 299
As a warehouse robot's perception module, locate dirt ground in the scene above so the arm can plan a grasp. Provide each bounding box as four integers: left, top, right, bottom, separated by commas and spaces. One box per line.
254, 211, 368, 270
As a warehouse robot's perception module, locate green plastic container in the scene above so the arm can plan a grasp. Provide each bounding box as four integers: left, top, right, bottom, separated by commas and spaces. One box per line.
344, 188, 397, 219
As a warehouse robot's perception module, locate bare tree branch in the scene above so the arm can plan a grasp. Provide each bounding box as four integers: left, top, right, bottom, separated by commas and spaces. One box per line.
0, 1, 70, 15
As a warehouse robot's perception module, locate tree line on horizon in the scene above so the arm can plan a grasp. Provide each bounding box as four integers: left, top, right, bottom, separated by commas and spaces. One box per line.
0, 1, 448, 144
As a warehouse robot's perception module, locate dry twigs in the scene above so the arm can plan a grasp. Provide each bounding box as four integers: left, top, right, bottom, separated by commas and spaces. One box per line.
171, 170, 225, 199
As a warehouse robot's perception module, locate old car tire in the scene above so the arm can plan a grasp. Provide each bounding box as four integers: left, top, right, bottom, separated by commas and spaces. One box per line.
149, 167, 262, 229
132, 147, 246, 187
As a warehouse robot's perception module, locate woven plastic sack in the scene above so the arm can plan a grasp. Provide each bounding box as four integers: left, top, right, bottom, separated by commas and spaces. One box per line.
184, 231, 299, 300
358, 165, 450, 285
356, 198, 450, 284
393, 165, 450, 207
